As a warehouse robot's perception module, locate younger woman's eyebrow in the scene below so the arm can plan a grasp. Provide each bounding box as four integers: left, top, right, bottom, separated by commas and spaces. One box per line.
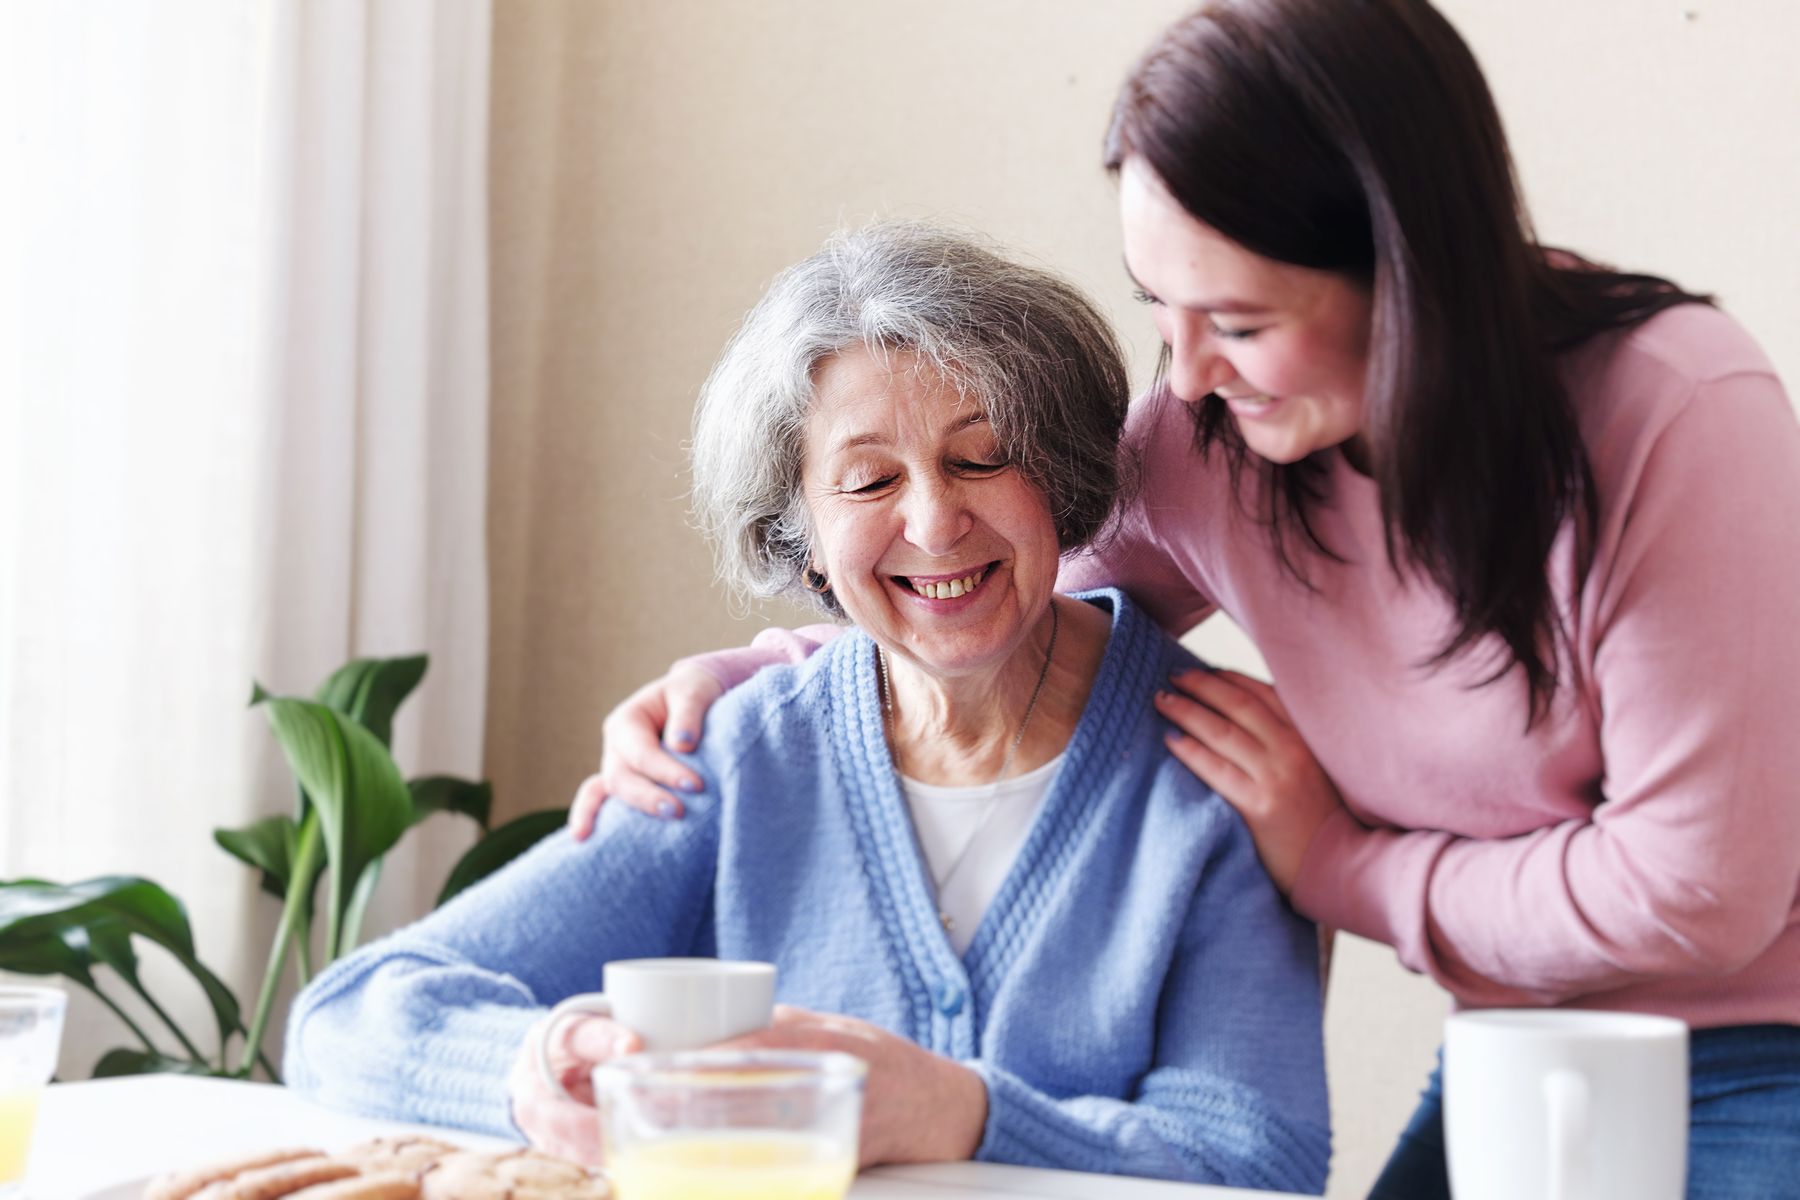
1122, 258, 1272, 315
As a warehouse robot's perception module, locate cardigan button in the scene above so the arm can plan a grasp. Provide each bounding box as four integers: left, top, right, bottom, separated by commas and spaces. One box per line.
936, 982, 965, 1016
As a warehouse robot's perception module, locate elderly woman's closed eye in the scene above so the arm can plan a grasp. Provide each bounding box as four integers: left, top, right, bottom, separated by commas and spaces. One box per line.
282, 223, 1331, 1194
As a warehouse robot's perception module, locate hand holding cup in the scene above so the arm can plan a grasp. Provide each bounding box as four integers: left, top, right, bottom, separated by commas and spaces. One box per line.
512, 958, 776, 1165
509, 1010, 642, 1166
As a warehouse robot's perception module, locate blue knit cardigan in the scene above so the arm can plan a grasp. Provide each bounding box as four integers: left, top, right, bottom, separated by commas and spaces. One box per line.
283, 591, 1331, 1193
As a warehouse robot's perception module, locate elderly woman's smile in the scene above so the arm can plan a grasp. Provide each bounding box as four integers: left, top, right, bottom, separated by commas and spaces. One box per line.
893, 563, 998, 602
803, 344, 1063, 686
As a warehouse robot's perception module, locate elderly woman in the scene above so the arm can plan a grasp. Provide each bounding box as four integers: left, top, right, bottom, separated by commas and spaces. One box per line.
282, 223, 1329, 1192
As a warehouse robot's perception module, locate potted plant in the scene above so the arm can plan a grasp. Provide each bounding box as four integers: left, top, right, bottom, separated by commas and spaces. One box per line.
0, 655, 568, 1079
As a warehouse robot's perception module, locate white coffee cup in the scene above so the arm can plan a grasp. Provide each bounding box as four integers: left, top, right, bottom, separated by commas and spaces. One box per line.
535, 958, 776, 1101
1444, 1009, 1688, 1200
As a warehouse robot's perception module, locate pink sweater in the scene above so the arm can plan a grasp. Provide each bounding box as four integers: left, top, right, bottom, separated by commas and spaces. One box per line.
694, 305, 1800, 1026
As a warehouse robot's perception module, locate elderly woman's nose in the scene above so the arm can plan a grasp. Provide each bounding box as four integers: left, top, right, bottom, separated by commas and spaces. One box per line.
902, 479, 974, 554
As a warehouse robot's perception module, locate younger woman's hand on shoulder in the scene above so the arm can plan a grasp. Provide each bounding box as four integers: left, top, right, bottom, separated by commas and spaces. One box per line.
568, 663, 727, 837
1155, 667, 1344, 894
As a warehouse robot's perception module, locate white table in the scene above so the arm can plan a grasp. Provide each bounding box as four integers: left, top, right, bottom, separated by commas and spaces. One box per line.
22, 1076, 1298, 1199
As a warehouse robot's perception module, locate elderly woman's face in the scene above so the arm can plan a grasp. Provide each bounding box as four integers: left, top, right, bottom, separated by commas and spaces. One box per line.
801, 345, 1061, 678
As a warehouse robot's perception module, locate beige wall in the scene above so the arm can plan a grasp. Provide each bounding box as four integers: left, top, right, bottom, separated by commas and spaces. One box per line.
486, 3, 1799, 1195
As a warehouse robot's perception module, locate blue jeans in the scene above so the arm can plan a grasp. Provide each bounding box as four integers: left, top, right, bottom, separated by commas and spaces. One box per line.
1367, 1024, 1800, 1199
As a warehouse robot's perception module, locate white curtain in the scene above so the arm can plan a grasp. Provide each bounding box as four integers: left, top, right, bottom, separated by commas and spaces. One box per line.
0, 0, 491, 1078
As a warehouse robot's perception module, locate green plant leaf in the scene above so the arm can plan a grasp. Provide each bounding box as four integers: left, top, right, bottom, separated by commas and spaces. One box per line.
260, 698, 412, 960
406, 775, 492, 830
0, 877, 241, 1050
214, 815, 296, 900
342, 775, 495, 947
75, 914, 143, 988
236, 811, 324, 1081
0, 904, 170, 1055
313, 655, 428, 749
0, 924, 98, 984
1, 878, 179, 944
338, 859, 382, 955
0, 878, 197, 960
436, 808, 568, 907
214, 811, 324, 977
70, 915, 198, 1055
91, 1048, 213, 1078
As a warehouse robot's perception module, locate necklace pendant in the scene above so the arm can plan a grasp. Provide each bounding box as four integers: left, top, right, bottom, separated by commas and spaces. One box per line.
940, 911, 955, 933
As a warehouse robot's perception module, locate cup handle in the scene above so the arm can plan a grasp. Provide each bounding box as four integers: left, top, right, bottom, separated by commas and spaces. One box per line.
535, 993, 615, 1103
1544, 1068, 1590, 1200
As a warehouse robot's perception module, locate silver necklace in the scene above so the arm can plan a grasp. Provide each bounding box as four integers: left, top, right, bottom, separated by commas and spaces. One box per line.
878, 602, 1060, 936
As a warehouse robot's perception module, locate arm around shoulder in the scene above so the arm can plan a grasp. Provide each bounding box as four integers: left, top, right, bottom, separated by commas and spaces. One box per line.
677, 624, 845, 692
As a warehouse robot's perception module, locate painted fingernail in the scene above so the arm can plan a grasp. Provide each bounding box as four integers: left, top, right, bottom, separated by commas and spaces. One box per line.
671, 730, 696, 748
657, 799, 679, 819
678, 776, 703, 793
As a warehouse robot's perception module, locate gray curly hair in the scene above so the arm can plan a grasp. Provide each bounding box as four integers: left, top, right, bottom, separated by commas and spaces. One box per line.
691, 221, 1132, 616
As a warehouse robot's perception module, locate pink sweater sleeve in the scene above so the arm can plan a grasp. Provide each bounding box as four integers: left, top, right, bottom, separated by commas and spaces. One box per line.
1292, 369, 1800, 1005
675, 624, 846, 691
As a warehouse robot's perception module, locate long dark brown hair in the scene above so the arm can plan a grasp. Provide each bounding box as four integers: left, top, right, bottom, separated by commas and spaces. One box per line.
1104, 0, 1710, 723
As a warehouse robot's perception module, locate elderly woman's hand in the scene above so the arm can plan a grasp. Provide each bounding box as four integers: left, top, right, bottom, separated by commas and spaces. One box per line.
569, 664, 726, 836
508, 1012, 643, 1166
714, 1005, 988, 1167
1154, 667, 1345, 894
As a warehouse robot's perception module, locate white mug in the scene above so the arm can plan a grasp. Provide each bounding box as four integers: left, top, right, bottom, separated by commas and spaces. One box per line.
1444, 1009, 1688, 1200
535, 958, 776, 1101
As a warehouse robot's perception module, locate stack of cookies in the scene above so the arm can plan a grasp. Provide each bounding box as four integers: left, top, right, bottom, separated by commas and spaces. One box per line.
143, 1137, 610, 1200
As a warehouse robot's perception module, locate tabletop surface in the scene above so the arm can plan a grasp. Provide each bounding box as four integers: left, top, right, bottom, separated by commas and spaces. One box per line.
22, 1075, 1299, 1200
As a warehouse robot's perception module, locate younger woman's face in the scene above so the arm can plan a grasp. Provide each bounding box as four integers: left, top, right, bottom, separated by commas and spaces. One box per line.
1118, 156, 1374, 465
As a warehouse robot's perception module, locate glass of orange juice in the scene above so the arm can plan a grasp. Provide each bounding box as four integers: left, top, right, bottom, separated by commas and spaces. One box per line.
0, 986, 66, 1197
595, 1049, 866, 1200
